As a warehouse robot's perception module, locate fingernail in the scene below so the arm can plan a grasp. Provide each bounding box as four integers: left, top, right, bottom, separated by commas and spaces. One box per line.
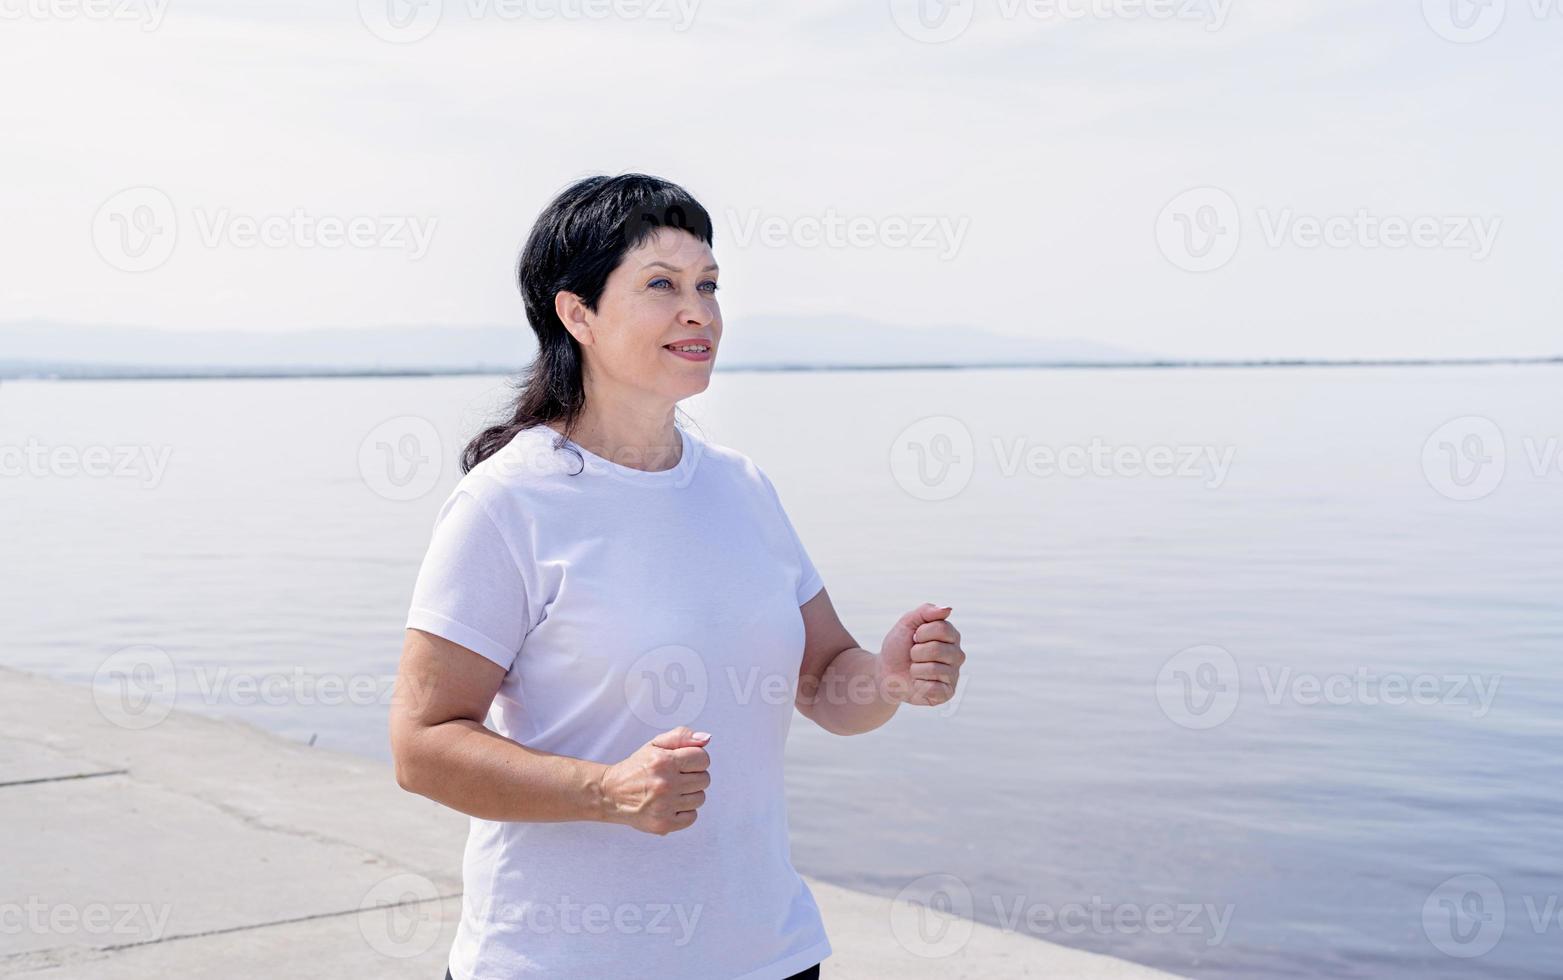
692, 731, 711, 741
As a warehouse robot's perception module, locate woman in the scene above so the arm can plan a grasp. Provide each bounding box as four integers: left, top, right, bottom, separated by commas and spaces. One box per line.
389, 173, 967, 980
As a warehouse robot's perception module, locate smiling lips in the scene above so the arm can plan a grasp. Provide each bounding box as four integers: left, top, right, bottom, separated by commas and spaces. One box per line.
663, 338, 713, 361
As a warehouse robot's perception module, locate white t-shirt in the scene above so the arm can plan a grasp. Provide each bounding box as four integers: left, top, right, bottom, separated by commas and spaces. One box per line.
405, 419, 832, 980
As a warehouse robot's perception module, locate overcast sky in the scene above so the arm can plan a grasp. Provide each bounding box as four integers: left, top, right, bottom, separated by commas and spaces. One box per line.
2, 0, 1558, 359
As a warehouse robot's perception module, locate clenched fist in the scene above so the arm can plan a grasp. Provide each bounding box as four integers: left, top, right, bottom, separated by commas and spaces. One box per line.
877, 602, 966, 707
600, 726, 712, 835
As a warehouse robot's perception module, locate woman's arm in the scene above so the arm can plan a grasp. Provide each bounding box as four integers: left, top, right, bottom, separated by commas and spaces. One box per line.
389, 628, 711, 834
796, 589, 965, 736
795, 588, 902, 735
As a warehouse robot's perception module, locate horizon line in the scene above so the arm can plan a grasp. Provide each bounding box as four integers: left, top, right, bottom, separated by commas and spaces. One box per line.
3, 354, 1560, 382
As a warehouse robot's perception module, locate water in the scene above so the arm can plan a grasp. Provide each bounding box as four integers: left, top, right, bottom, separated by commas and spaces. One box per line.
2, 366, 1559, 979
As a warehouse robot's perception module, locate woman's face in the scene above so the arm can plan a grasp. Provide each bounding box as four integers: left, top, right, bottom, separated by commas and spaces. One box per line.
572, 226, 721, 406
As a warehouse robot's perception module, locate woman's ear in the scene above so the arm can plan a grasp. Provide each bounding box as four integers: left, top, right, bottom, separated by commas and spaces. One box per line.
554, 290, 594, 347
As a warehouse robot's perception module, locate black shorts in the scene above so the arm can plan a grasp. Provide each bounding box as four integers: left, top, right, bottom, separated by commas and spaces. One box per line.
444, 964, 820, 979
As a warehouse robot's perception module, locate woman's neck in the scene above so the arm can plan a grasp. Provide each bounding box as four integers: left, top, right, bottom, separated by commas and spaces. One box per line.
554, 406, 682, 473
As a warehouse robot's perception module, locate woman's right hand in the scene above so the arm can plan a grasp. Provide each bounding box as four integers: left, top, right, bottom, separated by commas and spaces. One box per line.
599, 727, 712, 835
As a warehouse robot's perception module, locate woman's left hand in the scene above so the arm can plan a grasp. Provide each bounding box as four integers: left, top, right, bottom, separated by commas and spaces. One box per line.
876, 602, 965, 708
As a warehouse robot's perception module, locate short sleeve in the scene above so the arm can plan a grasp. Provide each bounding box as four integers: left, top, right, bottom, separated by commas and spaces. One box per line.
405, 488, 533, 671
757, 467, 825, 606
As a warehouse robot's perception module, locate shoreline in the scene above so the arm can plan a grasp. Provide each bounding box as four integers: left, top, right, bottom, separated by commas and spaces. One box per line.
0, 665, 1184, 979
2, 354, 1558, 382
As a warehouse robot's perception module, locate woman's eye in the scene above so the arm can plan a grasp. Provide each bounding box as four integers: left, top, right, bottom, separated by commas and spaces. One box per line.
648, 278, 718, 294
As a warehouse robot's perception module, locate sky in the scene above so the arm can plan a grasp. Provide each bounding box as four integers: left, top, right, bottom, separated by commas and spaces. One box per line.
2, 0, 1559, 359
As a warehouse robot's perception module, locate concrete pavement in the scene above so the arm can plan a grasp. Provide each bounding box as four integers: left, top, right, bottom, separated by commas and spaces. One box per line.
0, 666, 1183, 979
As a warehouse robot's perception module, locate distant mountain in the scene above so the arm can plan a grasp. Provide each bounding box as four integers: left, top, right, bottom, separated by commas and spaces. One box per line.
0, 322, 531, 377
0, 317, 1150, 379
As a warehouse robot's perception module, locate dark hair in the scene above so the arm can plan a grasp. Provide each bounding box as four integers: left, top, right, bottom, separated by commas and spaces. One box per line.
461, 173, 715, 474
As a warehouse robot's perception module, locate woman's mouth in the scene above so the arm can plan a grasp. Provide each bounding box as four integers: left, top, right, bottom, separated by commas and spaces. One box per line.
663, 341, 712, 362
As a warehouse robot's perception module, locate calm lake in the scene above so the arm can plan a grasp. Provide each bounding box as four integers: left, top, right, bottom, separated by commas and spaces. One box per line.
2, 365, 1559, 979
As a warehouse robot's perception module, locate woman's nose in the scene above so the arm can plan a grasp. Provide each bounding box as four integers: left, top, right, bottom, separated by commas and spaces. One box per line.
680, 295, 717, 326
